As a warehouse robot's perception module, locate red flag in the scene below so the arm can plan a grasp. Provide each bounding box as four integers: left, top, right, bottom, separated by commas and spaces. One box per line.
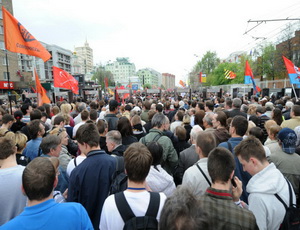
282, 56, 300, 84
179, 80, 185, 87
53, 66, 79, 94
104, 77, 108, 88
244, 60, 261, 93
35, 69, 50, 106
2, 7, 51, 62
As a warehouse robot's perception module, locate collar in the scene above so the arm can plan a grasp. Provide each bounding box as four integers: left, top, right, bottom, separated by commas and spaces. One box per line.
205, 187, 232, 200
228, 137, 243, 141
24, 199, 56, 215
87, 149, 106, 157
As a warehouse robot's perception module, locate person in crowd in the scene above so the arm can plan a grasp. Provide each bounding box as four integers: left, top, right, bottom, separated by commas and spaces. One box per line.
268, 128, 300, 202
264, 124, 282, 154
182, 131, 216, 196
193, 110, 205, 130
1, 157, 93, 229
72, 110, 89, 138
182, 114, 192, 142
141, 100, 151, 123
117, 116, 138, 147
263, 120, 277, 145
51, 103, 75, 127
100, 142, 167, 230
227, 98, 247, 118
219, 115, 251, 203
20, 104, 32, 123
159, 186, 209, 230
282, 101, 294, 120
22, 120, 45, 161
131, 114, 146, 141
203, 112, 214, 132
49, 127, 72, 171
66, 148, 87, 177
235, 136, 296, 230
170, 110, 184, 133
96, 119, 109, 153
0, 135, 27, 226
68, 123, 116, 230
40, 135, 68, 194
264, 102, 273, 118
204, 100, 214, 114
188, 108, 196, 127
143, 110, 157, 134
281, 104, 300, 129
122, 104, 131, 120
106, 130, 126, 156
15, 131, 29, 166
146, 141, 176, 197
212, 111, 230, 145
104, 99, 119, 131
254, 105, 270, 143
73, 102, 87, 125
198, 147, 258, 230
11, 110, 26, 133
173, 126, 191, 156
89, 109, 98, 123
271, 108, 284, 126
0, 114, 15, 131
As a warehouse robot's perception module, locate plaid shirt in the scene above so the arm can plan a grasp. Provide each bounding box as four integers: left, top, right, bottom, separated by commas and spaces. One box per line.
199, 187, 258, 230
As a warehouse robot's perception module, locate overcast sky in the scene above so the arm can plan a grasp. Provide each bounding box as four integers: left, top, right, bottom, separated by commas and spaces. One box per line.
13, 0, 300, 84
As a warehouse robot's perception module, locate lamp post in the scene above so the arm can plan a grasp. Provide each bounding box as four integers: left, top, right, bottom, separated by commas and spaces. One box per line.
3, 49, 12, 114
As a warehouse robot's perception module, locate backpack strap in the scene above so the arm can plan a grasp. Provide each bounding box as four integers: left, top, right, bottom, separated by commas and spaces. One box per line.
152, 133, 162, 143
227, 141, 233, 153
141, 133, 162, 146
74, 157, 77, 167
145, 192, 160, 218
115, 156, 125, 172
196, 164, 211, 186
115, 192, 135, 222
275, 178, 293, 209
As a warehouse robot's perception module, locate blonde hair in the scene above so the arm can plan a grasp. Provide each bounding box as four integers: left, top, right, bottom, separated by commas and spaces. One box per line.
0, 128, 15, 141
246, 120, 256, 136
131, 115, 141, 126
60, 103, 72, 114
182, 114, 191, 125
248, 104, 257, 115
49, 127, 66, 141
52, 106, 60, 115
15, 132, 28, 152
264, 120, 277, 133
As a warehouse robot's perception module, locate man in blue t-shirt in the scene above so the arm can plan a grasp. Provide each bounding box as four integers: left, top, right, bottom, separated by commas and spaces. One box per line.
1, 157, 93, 230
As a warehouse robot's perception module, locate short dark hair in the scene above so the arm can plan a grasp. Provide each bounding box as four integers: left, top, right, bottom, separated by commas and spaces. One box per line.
124, 142, 152, 183
22, 157, 55, 201
21, 104, 30, 115
231, 115, 248, 137
292, 105, 300, 116
0, 136, 16, 159
2, 114, 14, 124
156, 104, 163, 113
176, 111, 184, 121
81, 110, 89, 121
175, 126, 186, 141
159, 186, 209, 230
117, 117, 133, 137
147, 141, 163, 167
208, 147, 235, 183
205, 100, 214, 111
235, 136, 266, 163
54, 115, 64, 126
249, 127, 264, 144
30, 109, 42, 120
89, 109, 98, 121
216, 111, 227, 128
76, 123, 100, 147
28, 120, 42, 139
40, 135, 61, 154
196, 131, 216, 157
96, 119, 107, 134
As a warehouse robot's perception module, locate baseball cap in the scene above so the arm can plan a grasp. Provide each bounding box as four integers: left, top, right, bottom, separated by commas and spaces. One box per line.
277, 128, 297, 154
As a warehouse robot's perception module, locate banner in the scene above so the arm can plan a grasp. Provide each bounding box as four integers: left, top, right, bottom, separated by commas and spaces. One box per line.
244, 60, 261, 93
2, 7, 51, 62
282, 56, 300, 85
199, 72, 206, 83
224, 69, 236, 79
179, 80, 185, 87
53, 66, 79, 94
34, 69, 50, 106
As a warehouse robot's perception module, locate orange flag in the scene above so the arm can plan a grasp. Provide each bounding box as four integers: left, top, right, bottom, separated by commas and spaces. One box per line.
179, 80, 185, 87
53, 66, 79, 94
2, 6, 51, 62
35, 69, 51, 106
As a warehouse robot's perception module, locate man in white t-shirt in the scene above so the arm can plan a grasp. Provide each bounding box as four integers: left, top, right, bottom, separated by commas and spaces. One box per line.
100, 142, 167, 230
72, 110, 89, 138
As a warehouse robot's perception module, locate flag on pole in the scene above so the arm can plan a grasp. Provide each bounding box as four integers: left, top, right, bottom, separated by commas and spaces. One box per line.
53, 66, 79, 94
224, 69, 236, 79
244, 60, 261, 93
282, 56, 300, 85
179, 80, 185, 87
199, 72, 207, 83
2, 6, 51, 62
34, 69, 51, 106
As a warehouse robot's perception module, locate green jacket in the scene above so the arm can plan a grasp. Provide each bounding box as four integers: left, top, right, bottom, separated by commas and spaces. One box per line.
140, 128, 178, 175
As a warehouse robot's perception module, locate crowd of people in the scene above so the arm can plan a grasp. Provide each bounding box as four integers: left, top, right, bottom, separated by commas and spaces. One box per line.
0, 92, 300, 230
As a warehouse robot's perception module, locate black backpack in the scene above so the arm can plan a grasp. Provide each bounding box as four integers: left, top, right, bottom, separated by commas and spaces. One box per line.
275, 178, 300, 230
115, 191, 160, 230
109, 156, 128, 195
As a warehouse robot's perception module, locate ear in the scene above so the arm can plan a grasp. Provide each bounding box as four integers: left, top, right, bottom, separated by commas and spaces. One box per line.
230, 171, 235, 180
21, 185, 26, 196
249, 157, 257, 166
53, 175, 58, 189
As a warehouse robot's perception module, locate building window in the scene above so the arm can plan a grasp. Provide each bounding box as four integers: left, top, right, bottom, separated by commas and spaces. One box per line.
0, 9, 2, 19
3, 72, 8, 80
2, 57, 9, 66
0, 26, 3, 35
0, 42, 4, 50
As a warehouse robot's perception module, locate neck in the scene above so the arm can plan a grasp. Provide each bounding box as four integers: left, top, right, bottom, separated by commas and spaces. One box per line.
27, 194, 52, 207
0, 154, 17, 169
231, 133, 241, 138
1, 124, 9, 129
211, 181, 231, 191
126, 180, 147, 193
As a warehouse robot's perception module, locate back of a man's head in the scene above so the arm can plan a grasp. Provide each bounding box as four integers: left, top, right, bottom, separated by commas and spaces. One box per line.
159, 186, 209, 230
235, 136, 266, 164
0, 136, 16, 160
22, 157, 55, 201
2, 114, 14, 124
106, 130, 122, 145
124, 142, 152, 183
151, 113, 167, 128
54, 115, 64, 126
40, 135, 61, 155
292, 105, 300, 116
232, 98, 242, 109
28, 119, 42, 139
196, 131, 216, 157
76, 123, 99, 147
208, 147, 235, 184
81, 110, 90, 121
30, 109, 42, 121
231, 115, 248, 137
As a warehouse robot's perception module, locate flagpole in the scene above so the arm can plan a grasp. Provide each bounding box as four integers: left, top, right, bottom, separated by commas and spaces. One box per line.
4, 50, 12, 114
34, 68, 39, 105
291, 83, 298, 101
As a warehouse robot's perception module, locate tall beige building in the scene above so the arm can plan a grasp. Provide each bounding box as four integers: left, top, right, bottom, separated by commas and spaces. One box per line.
162, 73, 175, 90
74, 40, 93, 74
0, 1, 20, 93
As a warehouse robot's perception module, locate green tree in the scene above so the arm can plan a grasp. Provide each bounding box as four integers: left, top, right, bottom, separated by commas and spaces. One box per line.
92, 66, 114, 89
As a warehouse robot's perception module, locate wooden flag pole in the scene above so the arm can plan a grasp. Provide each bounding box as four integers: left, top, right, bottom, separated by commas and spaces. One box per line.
4, 50, 12, 114
291, 83, 298, 101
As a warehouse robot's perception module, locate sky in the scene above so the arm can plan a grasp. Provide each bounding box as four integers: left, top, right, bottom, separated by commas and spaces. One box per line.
13, 0, 300, 85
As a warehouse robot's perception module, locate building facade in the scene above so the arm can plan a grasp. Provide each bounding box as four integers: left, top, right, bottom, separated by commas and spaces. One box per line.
105, 57, 136, 85
74, 40, 93, 74
162, 73, 175, 89
0, 1, 20, 93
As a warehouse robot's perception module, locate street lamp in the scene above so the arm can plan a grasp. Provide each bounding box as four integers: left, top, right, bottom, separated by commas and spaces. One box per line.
2, 49, 12, 114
